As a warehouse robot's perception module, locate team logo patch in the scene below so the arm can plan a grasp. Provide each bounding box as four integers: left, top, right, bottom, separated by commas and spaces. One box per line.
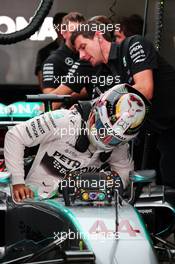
65, 57, 74, 66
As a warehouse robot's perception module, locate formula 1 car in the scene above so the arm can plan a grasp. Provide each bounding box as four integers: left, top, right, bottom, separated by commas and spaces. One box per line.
0, 98, 175, 264
0, 169, 157, 264
1, 167, 175, 264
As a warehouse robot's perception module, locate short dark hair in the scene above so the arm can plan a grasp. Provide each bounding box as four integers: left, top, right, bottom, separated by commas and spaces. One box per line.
62, 12, 85, 26
89, 15, 114, 41
71, 20, 111, 46
53, 12, 67, 26
118, 14, 144, 37
89, 15, 112, 25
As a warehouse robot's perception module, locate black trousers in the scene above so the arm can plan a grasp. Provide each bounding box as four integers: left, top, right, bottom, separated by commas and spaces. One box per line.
134, 122, 175, 188
157, 126, 175, 188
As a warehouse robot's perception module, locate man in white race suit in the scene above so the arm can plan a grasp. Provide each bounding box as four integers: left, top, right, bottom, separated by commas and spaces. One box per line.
4, 84, 148, 202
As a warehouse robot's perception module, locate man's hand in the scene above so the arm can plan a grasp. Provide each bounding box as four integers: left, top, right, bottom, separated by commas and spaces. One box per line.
13, 184, 34, 202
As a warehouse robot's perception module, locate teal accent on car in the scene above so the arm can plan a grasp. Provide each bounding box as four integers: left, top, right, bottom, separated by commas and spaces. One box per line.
44, 199, 92, 250
0, 102, 44, 118
134, 207, 153, 245
0, 177, 10, 184
130, 174, 155, 183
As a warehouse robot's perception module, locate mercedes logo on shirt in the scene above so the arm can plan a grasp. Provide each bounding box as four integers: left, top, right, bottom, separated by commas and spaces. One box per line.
65, 57, 74, 66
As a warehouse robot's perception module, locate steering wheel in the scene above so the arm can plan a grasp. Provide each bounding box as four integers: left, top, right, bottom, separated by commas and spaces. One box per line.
61, 171, 120, 206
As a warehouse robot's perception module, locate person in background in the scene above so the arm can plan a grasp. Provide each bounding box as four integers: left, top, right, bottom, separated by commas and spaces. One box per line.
89, 15, 115, 41
46, 15, 143, 110
115, 14, 144, 44
113, 14, 146, 170
70, 21, 175, 188
35, 12, 67, 88
46, 16, 116, 109
41, 11, 86, 99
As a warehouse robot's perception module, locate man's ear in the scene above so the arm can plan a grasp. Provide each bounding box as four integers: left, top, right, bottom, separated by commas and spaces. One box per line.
60, 29, 66, 39
95, 31, 103, 41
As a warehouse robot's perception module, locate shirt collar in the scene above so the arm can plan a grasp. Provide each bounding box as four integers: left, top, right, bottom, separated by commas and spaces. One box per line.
60, 42, 79, 59
108, 42, 119, 61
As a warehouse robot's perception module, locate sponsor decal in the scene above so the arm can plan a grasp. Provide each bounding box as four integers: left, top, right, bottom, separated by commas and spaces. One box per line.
53, 151, 81, 168
30, 121, 39, 138
65, 57, 74, 66
129, 41, 146, 64
41, 115, 51, 131
65, 148, 77, 156
76, 166, 100, 174
123, 56, 127, 67
41, 152, 71, 177
71, 64, 79, 69
36, 118, 45, 134
48, 113, 57, 128
118, 219, 140, 237
40, 151, 99, 178
43, 63, 54, 81
104, 122, 126, 140
25, 127, 33, 139
89, 219, 140, 237
89, 220, 116, 236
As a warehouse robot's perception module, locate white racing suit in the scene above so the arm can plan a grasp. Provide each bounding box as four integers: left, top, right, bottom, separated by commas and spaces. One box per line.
4, 108, 134, 198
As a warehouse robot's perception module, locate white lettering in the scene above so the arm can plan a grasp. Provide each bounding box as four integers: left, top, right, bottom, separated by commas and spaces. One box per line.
0, 16, 57, 41
0, 16, 15, 33
37, 17, 56, 41
16, 16, 28, 31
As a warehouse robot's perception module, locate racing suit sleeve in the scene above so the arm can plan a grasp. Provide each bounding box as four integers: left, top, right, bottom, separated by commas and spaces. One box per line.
108, 143, 134, 189
4, 109, 71, 185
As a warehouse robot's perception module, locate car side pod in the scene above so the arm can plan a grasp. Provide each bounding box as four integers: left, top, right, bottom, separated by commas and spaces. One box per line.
130, 170, 156, 183
129, 170, 156, 204
0, 171, 11, 260
0, 171, 11, 184
130, 171, 175, 262
0, 191, 7, 260
1, 187, 96, 264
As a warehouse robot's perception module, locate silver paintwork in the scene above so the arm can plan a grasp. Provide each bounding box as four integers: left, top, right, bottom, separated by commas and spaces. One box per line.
0, 247, 5, 259
68, 200, 158, 264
